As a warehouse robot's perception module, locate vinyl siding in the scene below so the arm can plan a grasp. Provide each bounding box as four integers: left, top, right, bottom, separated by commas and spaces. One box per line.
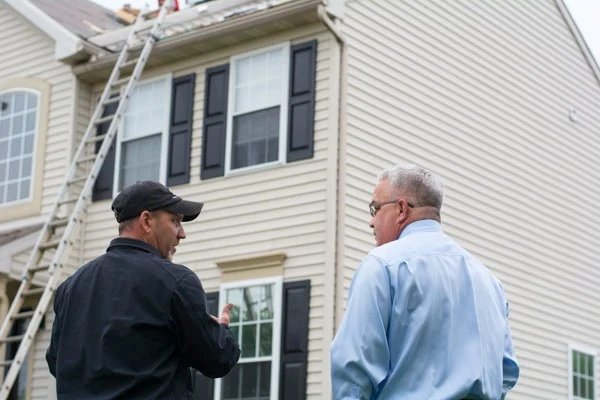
342, 1, 600, 399
82, 26, 333, 399
0, 2, 79, 398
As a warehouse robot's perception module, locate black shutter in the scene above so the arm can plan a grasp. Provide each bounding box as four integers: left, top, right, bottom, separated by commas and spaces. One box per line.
201, 64, 229, 180
287, 40, 317, 163
167, 74, 196, 186
279, 280, 311, 400
192, 291, 218, 399
92, 96, 118, 201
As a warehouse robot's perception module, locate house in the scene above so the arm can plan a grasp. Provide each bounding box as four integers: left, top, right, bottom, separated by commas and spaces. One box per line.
0, 0, 598, 399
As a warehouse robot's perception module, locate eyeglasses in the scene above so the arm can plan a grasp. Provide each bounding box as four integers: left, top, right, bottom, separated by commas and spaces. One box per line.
369, 199, 415, 217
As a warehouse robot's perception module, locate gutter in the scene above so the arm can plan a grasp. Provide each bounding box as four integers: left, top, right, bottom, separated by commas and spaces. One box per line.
317, 2, 347, 396
73, 0, 321, 76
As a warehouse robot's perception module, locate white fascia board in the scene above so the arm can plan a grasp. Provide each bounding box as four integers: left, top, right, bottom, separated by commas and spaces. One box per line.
4, 0, 83, 61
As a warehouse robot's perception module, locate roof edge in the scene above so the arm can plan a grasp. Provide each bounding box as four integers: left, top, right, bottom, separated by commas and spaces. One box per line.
556, 0, 600, 88
4, 0, 88, 61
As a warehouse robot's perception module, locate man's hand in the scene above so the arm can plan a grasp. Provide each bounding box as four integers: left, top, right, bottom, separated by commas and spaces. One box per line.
211, 303, 234, 326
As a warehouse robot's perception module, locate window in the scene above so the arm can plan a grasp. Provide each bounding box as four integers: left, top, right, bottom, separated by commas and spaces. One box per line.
201, 40, 317, 180
114, 76, 171, 193
225, 44, 290, 173
216, 277, 282, 400
0, 90, 39, 206
570, 346, 597, 400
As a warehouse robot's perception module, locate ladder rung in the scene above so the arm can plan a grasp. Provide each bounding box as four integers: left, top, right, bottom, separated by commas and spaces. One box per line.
94, 115, 114, 125
39, 239, 61, 251
76, 154, 97, 164
120, 58, 140, 69
23, 287, 46, 296
11, 311, 35, 320
49, 218, 69, 229
59, 197, 79, 205
87, 134, 106, 144
102, 96, 122, 106
1, 335, 24, 344
28, 264, 51, 274
112, 77, 132, 87
67, 176, 88, 185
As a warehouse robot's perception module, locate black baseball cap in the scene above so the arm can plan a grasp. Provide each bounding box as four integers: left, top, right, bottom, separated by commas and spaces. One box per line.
111, 181, 203, 223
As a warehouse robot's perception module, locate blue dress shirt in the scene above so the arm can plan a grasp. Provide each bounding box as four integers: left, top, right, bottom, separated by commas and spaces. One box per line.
331, 220, 519, 399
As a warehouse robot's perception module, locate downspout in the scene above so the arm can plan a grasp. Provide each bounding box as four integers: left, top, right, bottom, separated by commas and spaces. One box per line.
317, 3, 347, 396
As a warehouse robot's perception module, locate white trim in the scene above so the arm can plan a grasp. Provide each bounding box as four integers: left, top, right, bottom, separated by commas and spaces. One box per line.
215, 276, 283, 400
224, 42, 290, 175
3, 0, 83, 61
0, 88, 41, 207
113, 74, 172, 196
568, 344, 598, 400
556, 0, 600, 89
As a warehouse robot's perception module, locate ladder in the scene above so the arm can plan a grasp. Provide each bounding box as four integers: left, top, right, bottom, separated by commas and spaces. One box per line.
0, 2, 174, 397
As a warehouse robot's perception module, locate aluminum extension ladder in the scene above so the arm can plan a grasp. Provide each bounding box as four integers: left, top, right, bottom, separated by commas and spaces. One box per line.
0, 2, 174, 397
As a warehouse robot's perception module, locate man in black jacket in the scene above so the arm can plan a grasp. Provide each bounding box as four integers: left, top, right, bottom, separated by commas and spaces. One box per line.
46, 181, 240, 399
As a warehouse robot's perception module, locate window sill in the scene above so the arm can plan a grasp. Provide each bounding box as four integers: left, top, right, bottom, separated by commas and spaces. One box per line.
225, 161, 284, 178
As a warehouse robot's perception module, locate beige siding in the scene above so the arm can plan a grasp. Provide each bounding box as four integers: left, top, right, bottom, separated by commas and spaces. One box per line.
342, 0, 600, 399
0, 2, 79, 398
0, 3, 75, 216
82, 25, 333, 399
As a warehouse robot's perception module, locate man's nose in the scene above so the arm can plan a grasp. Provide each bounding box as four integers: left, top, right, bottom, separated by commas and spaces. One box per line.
369, 217, 374, 228
178, 227, 186, 239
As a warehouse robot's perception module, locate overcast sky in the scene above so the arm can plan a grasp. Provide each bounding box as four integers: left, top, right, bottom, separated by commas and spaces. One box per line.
90, 0, 600, 64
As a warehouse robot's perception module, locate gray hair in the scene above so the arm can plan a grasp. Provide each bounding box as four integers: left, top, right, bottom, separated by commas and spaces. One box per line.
377, 164, 444, 210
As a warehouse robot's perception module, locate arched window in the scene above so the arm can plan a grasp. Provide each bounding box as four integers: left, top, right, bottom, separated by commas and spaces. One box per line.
0, 90, 39, 205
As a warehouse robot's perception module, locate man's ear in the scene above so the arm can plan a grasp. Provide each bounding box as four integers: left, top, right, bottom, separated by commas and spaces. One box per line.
396, 199, 410, 224
138, 211, 153, 233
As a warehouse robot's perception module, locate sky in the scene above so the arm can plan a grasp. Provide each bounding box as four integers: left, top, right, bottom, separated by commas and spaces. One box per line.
90, 0, 600, 64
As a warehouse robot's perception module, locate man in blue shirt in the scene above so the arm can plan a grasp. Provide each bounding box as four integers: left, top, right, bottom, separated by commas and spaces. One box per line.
330, 165, 519, 399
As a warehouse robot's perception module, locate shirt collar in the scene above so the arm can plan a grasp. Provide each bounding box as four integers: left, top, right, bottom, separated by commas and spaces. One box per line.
398, 219, 442, 240
107, 237, 161, 257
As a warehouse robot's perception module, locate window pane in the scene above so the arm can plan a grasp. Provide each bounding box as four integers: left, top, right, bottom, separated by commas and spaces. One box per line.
0, 140, 7, 159
13, 93, 25, 113
25, 111, 36, 132
26, 93, 38, 110
234, 48, 283, 114
1, 95, 12, 114
580, 353, 586, 375
221, 362, 270, 400
10, 136, 22, 158
589, 379, 595, 398
587, 355, 594, 378
0, 118, 9, 139
241, 324, 257, 358
243, 286, 261, 322
20, 179, 30, 199
227, 288, 243, 324
574, 374, 579, 396
13, 114, 24, 135
119, 134, 161, 190
23, 134, 34, 155
260, 286, 273, 320
579, 377, 586, 397
123, 80, 166, 140
232, 107, 280, 169
6, 182, 18, 202
0, 162, 5, 183
230, 325, 239, 344
8, 159, 20, 180
259, 323, 272, 357
0, 184, 4, 202
21, 156, 32, 178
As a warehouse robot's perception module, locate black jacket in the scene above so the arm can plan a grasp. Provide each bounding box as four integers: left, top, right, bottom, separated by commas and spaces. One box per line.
46, 238, 240, 399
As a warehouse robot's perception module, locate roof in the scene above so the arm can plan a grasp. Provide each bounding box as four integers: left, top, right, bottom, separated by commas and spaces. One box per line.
30, 0, 125, 39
